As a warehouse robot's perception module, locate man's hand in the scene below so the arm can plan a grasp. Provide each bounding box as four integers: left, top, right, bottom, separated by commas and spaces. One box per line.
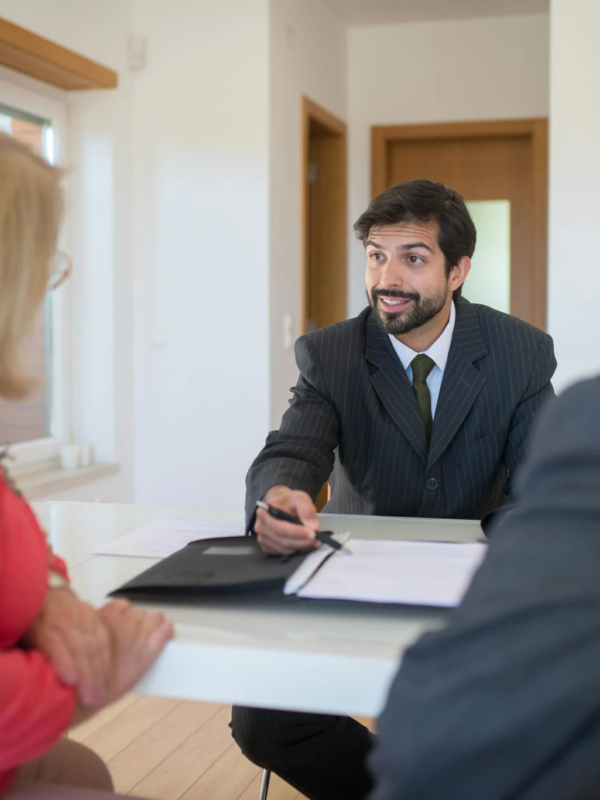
255, 486, 320, 554
23, 588, 112, 709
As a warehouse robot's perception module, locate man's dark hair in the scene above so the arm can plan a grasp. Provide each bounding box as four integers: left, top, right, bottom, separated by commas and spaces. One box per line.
354, 179, 476, 297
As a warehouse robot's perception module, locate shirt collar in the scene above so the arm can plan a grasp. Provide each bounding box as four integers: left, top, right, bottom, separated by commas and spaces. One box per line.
388, 300, 456, 373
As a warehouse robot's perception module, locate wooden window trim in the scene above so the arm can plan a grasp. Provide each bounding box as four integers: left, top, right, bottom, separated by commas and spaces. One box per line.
0, 16, 118, 91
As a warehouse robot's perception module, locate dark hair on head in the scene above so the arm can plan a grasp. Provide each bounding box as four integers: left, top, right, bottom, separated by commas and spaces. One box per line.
354, 179, 476, 297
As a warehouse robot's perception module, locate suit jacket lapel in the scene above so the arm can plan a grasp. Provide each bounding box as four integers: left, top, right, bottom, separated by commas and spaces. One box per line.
427, 299, 488, 470
365, 311, 428, 463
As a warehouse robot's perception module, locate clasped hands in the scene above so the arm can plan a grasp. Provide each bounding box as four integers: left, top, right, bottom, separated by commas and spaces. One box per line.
23, 586, 173, 710
29, 486, 320, 706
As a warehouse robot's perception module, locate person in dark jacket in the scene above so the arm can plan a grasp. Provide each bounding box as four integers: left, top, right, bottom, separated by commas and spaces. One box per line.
370, 375, 600, 800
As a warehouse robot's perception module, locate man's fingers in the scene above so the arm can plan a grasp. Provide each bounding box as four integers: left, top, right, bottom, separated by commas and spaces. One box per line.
255, 509, 316, 543
256, 533, 289, 554
256, 529, 317, 554
263, 489, 319, 527
255, 504, 321, 554
258, 536, 319, 555
256, 524, 320, 555
256, 488, 320, 555
289, 492, 319, 530
259, 529, 318, 550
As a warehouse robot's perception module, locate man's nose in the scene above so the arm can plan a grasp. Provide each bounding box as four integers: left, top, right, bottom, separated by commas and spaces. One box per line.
379, 260, 404, 289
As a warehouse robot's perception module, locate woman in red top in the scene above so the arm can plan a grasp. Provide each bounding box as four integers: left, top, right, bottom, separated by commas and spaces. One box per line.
0, 134, 173, 798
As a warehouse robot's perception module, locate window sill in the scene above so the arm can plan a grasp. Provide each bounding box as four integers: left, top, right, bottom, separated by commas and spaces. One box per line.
17, 463, 120, 500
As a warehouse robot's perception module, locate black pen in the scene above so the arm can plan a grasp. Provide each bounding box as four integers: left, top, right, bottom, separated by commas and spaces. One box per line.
255, 500, 351, 554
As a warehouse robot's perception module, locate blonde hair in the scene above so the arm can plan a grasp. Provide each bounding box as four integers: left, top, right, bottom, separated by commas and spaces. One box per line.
0, 131, 62, 399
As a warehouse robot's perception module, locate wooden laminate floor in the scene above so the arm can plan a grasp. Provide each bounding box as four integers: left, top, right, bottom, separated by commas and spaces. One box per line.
70, 696, 316, 800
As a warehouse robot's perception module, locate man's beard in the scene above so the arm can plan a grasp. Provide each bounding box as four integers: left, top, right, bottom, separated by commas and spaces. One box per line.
368, 285, 449, 335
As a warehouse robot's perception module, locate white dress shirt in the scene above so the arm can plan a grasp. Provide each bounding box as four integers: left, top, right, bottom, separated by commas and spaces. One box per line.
388, 301, 456, 418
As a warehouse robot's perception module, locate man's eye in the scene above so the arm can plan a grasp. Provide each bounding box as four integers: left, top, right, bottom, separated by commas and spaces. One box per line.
407, 255, 424, 265
369, 252, 384, 261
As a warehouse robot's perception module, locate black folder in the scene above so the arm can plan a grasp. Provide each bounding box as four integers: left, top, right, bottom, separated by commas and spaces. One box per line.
109, 536, 309, 601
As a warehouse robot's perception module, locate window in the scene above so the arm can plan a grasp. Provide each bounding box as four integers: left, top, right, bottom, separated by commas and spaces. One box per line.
0, 105, 54, 446
0, 73, 70, 475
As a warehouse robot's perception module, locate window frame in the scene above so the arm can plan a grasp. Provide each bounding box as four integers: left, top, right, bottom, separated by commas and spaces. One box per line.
0, 69, 72, 477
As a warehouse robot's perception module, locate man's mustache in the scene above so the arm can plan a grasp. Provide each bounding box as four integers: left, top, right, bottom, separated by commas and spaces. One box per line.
372, 288, 420, 303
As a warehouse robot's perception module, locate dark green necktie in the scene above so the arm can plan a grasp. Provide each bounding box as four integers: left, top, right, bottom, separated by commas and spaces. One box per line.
411, 354, 436, 442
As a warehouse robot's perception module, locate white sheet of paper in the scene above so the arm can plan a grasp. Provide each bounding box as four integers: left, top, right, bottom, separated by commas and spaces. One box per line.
284, 532, 352, 595
92, 519, 244, 559
297, 539, 487, 607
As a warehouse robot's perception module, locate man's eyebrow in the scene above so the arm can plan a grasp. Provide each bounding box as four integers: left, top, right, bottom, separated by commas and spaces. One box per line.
399, 241, 434, 253
365, 239, 434, 253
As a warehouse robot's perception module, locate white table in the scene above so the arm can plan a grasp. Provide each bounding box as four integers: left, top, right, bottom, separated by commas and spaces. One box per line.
34, 502, 482, 718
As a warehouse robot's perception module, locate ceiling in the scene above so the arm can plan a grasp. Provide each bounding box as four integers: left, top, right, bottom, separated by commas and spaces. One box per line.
322, 0, 549, 26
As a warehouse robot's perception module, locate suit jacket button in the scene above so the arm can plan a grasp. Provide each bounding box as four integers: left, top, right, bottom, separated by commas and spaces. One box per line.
426, 477, 439, 490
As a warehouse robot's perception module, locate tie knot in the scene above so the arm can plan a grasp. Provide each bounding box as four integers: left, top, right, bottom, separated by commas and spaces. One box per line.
411, 354, 436, 384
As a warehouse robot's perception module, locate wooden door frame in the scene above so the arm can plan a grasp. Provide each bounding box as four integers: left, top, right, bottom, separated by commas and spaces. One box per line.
301, 96, 348, 335
371, 118, 548, 330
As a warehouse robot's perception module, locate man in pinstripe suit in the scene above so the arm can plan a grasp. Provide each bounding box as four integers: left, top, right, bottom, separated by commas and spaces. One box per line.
231, 180, 557, 800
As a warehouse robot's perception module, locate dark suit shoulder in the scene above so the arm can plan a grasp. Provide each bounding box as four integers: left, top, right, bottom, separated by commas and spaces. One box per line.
292, 309, 373, 394
543, 374, 600, 415
295, 308, 371, 357
526, 375, 600, 465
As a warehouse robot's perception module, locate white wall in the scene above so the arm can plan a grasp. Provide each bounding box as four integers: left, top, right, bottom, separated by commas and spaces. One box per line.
347, 14, 550, 317
269, 0, 347, 425
0, 0, 344, 507
132, 0, 270, 508
0, 0, 272, 509
0, 0, 136, 502
548, 0, 600, 391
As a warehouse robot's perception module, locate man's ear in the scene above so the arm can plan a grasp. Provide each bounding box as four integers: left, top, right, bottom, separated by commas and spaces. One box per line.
449, 256, 471, 292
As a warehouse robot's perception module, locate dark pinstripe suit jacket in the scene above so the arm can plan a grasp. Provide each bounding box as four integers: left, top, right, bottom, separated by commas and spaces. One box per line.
246, 297, 556, 524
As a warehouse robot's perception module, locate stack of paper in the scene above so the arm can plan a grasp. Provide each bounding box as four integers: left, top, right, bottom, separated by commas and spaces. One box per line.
295, 539, 487, 607
93, 519, 244, 559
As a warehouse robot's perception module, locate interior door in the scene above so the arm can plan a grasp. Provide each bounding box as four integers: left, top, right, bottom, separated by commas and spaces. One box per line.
374, 120, 548, 328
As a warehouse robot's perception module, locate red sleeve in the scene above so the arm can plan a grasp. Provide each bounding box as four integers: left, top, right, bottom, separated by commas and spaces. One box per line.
1, 482, 51, 648
48, 551, 69, 582
0, 649, 76, 771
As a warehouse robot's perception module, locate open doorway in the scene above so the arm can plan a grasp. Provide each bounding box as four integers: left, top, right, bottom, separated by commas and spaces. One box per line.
372, 118, 548, 329
301, 96, 347, 334
301, 97, 347, 509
